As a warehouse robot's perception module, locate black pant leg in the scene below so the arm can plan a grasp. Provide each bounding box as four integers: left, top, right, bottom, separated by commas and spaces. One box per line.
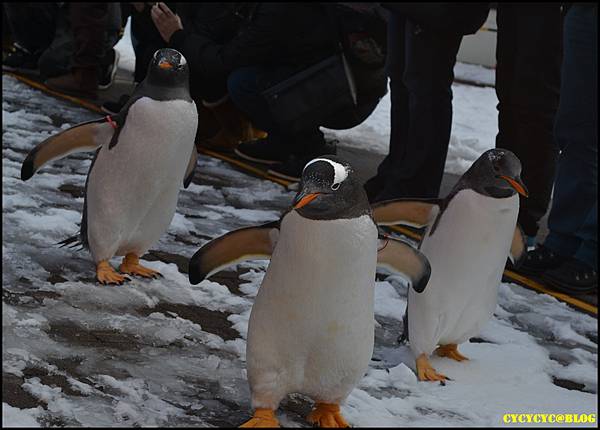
70, 3, 109, 70
378, 21, 463, 199
495, 3, 562, 237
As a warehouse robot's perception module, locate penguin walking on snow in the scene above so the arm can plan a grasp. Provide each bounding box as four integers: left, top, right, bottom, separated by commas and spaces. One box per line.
21, 48, 198, 284
372, 148, 528, 382
189, 156, 431, 428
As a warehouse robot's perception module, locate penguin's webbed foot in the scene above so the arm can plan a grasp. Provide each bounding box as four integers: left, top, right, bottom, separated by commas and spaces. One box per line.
97, 260, 130, 285
435, 344, 469, 362
416, 353, 448, 382
307, 403, 350, 428
119, 253, 162, 279
239, 409, 279, 428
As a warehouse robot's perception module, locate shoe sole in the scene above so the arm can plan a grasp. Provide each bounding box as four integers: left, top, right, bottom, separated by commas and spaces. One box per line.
542, 276, 597, 296
266, 168, 300, 182
98, 50, 120, 91
3, 64, 41, 77
234, 149, 282, 166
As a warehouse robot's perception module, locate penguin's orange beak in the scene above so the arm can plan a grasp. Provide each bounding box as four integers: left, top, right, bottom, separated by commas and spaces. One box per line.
159, 61, 173, 70
499, 175, 529, 197
293, 193, 321, 209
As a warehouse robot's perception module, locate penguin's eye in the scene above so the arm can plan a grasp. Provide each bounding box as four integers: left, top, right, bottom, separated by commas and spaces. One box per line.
331, 183, 341, 191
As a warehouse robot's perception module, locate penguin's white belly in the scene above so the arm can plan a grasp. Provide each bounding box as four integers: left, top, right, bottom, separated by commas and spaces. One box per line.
246, 211, 377, 407
408, 190, 518, 356
86, 97, 197, 261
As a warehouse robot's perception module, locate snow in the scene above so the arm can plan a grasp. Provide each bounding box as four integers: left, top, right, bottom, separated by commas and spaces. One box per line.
2, 21, 597, 428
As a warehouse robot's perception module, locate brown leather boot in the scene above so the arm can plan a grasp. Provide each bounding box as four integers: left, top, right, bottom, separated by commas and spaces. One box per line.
45, 67, 99, 99
197, 96, 266, 153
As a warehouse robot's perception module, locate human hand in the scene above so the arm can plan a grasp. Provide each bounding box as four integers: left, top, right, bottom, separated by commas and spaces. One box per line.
151, 2, 183, 43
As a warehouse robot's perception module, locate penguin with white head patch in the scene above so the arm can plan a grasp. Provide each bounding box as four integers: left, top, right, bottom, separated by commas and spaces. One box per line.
21, 48, 198, 284
373, 148, 528, 382
189, 155, 431, 427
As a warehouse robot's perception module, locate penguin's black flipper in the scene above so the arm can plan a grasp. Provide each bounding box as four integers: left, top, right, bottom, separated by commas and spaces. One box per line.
372, 198, 441, 228
189, 221, 280, 285
183, 149, 198, 188
377, 237, 431, 293
509, 224, 527, 269
21, 117, 116, 181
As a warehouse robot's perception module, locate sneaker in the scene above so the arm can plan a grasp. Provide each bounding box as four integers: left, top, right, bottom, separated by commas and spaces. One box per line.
516, 244, 567, 277
2, 43, 40, 74
98, 49, 120, 90
542, 259, 597, 295
235, 137, 287, 165
101, 94, 130, 115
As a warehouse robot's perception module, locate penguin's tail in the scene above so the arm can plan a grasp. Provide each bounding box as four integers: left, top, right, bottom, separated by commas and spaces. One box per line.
57, 235, 86, 251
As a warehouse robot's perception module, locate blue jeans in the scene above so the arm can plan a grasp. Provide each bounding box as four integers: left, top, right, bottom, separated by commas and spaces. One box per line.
544, 5, 598, 269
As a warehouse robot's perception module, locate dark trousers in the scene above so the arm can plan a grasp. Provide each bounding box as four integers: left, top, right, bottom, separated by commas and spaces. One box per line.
369, 15, 463, 201
4, 3, 119, 78
544, 4, 598, 270
227, 65, 329, 156
495, 3, 563, 238
69, 3, 109, 70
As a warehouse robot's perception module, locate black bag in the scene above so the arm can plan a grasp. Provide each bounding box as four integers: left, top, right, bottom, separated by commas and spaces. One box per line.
261, 49, 358, 133
260, 3, 363, 133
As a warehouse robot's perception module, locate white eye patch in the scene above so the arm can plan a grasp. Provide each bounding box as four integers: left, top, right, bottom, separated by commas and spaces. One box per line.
304, 158, 349, 187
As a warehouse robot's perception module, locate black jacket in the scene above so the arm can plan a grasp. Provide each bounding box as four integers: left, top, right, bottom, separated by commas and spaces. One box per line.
169, 3, 337, 79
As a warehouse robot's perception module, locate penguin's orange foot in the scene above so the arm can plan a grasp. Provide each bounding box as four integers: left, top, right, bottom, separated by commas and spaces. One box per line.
435, 344, 469, 362
119, 253, 162, 279
239, 409, 279, 428
416, 353, 448, 382
307, 403, 349, 428
97, 260, 130, 285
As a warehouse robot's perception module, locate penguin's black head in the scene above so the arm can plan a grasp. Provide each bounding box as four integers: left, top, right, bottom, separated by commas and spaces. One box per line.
462, 149, 528, 198
145, 48, 189, 88
292, 156, 370, 220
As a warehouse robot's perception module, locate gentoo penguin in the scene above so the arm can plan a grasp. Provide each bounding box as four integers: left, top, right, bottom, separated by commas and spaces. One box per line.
189, 156, 431, 428
372, 148, 528, 382
20, 48, 198, 284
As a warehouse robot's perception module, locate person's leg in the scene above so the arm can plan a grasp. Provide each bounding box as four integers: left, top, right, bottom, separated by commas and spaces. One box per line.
495, 3, 562, 240
229, 65, 304, 160
523, 5, 598, 292
45, 3, 109, 98
3, 3, 58, 71
375, 21, 463, 201
364, 13, 407, 201
38, 6, 73, 78
544, 4, 598, 262
3, 3, 57, 55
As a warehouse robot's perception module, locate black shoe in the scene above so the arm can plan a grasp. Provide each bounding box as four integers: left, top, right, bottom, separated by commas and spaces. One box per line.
517, 244, 568, 277
101, 94, 130, 115
267, 141, 338, 182
2, 43, 40, 74
235, 137, 287, 165
542, 259, 597, 295
98, 49, 120, 90
267, 154, 309, 182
